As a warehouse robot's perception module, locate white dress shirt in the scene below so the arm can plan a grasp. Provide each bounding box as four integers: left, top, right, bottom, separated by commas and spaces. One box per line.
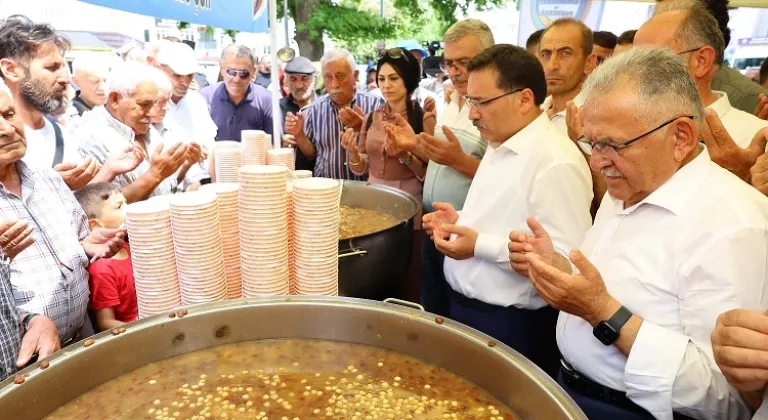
541, 90, 587, 135
22, 118, 81, 169
754, 392, 768, 419
709, 91, 768, 149
443, 113, 593, 309
168, 90, 218, 155
557, 148, 768, 420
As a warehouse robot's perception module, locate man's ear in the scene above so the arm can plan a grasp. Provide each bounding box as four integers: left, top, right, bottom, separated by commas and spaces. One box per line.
0, 58, 24, 84
584, 53, 598, 76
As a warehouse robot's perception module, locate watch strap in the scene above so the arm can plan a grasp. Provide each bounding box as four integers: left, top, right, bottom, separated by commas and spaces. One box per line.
607, 305, 633, 332
22, 313, 38, 331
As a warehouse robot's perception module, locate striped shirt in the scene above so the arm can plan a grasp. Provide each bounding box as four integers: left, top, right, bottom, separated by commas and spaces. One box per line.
0, 256, 23, 381
303, 92, 383, 180
0, 161, 90, 342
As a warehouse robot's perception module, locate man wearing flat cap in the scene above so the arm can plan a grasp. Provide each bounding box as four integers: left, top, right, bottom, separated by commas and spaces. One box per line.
281, 56, 317, 172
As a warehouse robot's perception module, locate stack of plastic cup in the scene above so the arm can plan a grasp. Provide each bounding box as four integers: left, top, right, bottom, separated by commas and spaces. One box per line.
213, 141, 242, 184
241, 130, 270, 166
125, 199, 181, 318
291, 177, 341, 296
199, 183, 241, 299
239, 165, 290, 296
169, 192, 228, 304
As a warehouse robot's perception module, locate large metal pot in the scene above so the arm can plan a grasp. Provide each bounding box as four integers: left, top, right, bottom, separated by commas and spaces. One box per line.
338, 181, 420, 300
0, 297, 586, 419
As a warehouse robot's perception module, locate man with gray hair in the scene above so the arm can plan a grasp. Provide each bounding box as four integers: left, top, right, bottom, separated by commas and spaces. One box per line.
518, 46, 768, 419
636, 1, 768, 181
71, 55, 110, 116
76, 63, 195, 203
285, 48, 382, 180
200, 44, 273, 141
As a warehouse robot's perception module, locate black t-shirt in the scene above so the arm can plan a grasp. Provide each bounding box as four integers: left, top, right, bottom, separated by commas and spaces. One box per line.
279, 94, 315, 172
72, 93, 92, 116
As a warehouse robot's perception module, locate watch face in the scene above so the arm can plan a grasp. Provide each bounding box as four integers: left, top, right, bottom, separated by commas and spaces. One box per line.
594, 323, 619, 346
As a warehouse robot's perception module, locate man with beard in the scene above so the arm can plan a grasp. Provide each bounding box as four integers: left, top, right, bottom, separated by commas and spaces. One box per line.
0, 15, 105, 190
279, 56, 316, 172
157, 42, 215, 181
70, 55, 109, 117
200, 44, 274, 140
538, 18, 596, 133
254, 55, 271, 89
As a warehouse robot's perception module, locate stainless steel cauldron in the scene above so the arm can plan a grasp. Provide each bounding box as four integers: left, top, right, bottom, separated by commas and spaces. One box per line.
338, 182, 419, 300
0, 297, 587, 419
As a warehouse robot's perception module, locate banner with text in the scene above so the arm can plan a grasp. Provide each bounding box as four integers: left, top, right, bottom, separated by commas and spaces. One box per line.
518, 0, 605, 46
78, 0, 269, 33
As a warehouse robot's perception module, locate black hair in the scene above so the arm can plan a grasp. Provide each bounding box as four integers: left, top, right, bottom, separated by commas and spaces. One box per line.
467, 44, 548, 107
617, 30, 637, 45
541, 18, 594, 57
74, 182, 121, 220
526, 29, 545, 53
0, 15, 70, 75
593, 31, 618, 50
376, 49, 425, 134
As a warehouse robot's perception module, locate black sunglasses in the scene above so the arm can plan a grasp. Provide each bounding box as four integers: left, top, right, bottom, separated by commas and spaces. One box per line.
226, 69, 252, 79
376, 48, 406, 61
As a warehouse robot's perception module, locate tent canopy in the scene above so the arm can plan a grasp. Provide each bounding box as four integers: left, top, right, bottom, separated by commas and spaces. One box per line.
609, 0, 767, 6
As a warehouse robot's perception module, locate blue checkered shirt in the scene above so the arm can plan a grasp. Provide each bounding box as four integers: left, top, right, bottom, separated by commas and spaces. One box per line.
0, 161, 90, 343
0, 256, 22, 381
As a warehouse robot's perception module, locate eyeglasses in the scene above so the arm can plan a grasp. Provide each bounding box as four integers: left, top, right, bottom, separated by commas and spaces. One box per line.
676, 46, 704, 56
226, 69, 252, 79
464, 89, 523, 112
440, 58, 471, 73
376, 48, 405, 61
577, 116, 694, 156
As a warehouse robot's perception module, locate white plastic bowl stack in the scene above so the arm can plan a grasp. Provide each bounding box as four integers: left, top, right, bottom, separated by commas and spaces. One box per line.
199, 183, 241, 299
266, 148, 296, 173
287, 171, 312, 294
213, 141, 242, 183
291, 177, 341, 296
238, 165, 290, 296
241, 130, 270, 166
125, 199, 181, 318
169, 192, 228, 304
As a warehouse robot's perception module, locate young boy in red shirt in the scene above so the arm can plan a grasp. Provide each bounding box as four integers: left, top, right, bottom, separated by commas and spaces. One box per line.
75, 183, 137, 331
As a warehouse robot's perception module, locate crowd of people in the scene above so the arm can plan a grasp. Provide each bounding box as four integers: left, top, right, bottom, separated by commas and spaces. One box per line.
1, 0, 768, 419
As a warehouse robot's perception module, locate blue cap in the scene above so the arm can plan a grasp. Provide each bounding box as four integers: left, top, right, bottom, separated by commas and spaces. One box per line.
395, 40, 428, 58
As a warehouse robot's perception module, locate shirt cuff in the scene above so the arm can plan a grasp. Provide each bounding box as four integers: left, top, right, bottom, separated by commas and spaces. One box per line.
474, 232, 508, 263
624, 321, 689, 417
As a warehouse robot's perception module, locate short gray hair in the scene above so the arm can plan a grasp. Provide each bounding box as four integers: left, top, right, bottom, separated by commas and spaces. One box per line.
221, 44, 256, 67
149, 66, 172, 93
443, 19, 495, 50
654, 0, 725, 66
583, 46, 704, 131
320, 49, 356, 73
107, 63, 159, 97
72, 55, 110, 77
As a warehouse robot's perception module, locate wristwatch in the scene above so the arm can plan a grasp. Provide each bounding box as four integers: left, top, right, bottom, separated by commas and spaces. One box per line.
22, 313, 39, 331
398, 153, 413, 165
593, 306, 632, 345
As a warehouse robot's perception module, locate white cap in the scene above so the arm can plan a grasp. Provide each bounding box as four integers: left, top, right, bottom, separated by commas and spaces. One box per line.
157, 42, 198, 76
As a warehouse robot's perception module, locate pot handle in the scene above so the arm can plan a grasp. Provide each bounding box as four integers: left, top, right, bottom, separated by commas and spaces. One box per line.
383, 298, 425, 312
338, 247, 368, 259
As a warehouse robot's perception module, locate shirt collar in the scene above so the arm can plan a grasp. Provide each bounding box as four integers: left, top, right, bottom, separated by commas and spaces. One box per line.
498, 112, 551, 155
611, 146, 711, 216
708, 91, 732, 120
96, 106, 136, 143
541, 90, 587, 116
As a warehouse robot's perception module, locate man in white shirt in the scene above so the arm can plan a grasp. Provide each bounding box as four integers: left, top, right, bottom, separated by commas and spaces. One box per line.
423, 44, 593, 378
520, 46, 768, 420
537, 18, 596, 134
156, 41, 216, 179
711, 309, 768, 419
414, 19, 494, 317
0, 16, 102, 190
635, 2, 768, 177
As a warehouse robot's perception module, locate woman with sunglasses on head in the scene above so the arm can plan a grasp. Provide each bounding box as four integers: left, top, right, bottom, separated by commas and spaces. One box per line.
341, 48, 436, 204
341, 48, 436, 300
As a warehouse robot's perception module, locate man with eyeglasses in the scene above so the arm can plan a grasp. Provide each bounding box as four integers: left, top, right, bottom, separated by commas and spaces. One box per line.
513, 45, 768, 420
538, 18, 596, 134
423, 43, 592, 378
635, 3, 768, 180
279, 56, 317, 172
200, 44, 274, 141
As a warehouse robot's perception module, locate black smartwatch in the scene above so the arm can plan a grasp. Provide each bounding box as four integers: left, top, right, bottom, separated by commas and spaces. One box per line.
593, 306, 632, 345
22, 313, 38, 331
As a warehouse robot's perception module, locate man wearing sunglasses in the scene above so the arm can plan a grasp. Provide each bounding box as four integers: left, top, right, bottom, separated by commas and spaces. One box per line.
515, 46, 768, 420
200, 44, 274, 142
635, 3, 768, 182
424, 44, 593, 379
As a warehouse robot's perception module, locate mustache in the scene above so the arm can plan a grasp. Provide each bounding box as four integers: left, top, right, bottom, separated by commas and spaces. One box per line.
472, 120, 487, 129
546, 71, 563, 79
329, 89, 344, 95
451, 76, 468, 84
601, 166, 623, 177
